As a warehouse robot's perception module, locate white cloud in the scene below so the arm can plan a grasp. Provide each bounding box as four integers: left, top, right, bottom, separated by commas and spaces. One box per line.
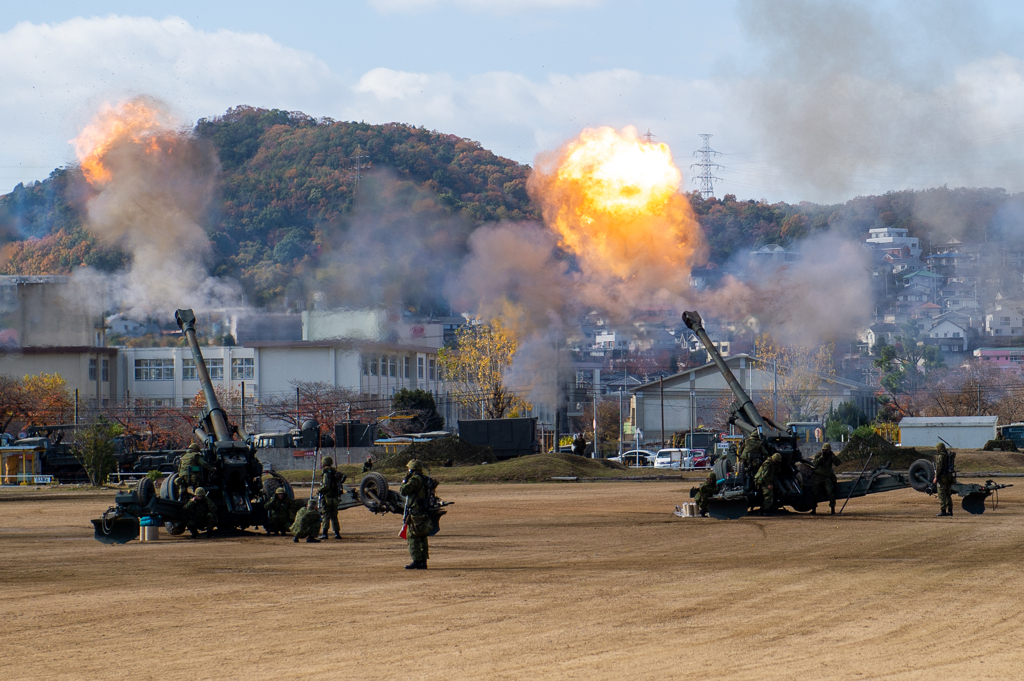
0, 15, 340, 188
368, 0, 600, 14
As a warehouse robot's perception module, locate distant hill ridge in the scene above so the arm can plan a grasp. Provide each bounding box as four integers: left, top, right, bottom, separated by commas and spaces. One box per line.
1, 105, 1023, 308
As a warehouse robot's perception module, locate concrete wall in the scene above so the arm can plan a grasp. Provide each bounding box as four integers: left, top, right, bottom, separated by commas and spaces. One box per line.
0, 348, 118, 405
257, 446, 376, 471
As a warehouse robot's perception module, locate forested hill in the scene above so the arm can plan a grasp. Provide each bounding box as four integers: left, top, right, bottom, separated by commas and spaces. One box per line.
0, 107, 539, 306
1, 105, 1023, 308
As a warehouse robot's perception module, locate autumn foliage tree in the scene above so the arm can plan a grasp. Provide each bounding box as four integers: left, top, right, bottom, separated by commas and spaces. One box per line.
754, 336, 836, 423
438, 320, 530, 419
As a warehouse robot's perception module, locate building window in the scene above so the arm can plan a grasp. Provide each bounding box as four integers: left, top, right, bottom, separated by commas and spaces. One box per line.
183, 356, 222, 380
134, 358, 174, 380
183, 358, 197, 380
370, 356, 378, 376
428, 357, 436, 380
404, 356, 410, 379
101, 359, 109, 382
388, 356, 396, 377
231, 357, 254, 380
418, 356, 424, 379
89, 358, 97, 381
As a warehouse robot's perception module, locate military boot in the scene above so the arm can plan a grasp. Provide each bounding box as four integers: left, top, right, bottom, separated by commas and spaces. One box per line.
306, 536, 321, 543
333, 533, 342, 540
293, 536, 299, 543
405, 561, 427, 569
830, 507, 836, 516
319, 533, 329, 541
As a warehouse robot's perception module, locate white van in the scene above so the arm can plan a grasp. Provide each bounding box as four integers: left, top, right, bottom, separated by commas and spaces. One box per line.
654, 448, 690, 469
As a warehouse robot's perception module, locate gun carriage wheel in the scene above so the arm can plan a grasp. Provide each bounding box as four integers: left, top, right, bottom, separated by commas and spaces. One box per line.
261, 471, 295, 501
359, 472, 389, 509
908, 460, 935, 493
135, 477, 156, 507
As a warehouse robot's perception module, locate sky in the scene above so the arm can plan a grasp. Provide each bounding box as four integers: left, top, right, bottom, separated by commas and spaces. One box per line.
3, 0, 1024, 204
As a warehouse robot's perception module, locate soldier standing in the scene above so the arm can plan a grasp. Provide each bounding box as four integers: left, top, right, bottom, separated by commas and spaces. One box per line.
291, 499, 322, 543
400, 459, 432, 569
755, 453, 782, 515
811, 443, 841, 515
176, 442, 213, 497
318, 456, 346, 540
694, 471, 717, 518
933, 442, 955, 516
264, 487, 291, 536
183, 487, 217, 539
572, 433, 588, 456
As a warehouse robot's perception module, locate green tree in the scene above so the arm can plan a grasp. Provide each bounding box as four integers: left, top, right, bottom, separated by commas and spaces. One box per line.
437, 320, 530, 419
392, 388, 444, 433
872, 324, 945, 418
74, 416, 118, 486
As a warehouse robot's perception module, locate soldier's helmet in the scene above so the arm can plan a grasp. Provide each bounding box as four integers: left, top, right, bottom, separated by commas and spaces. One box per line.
771, 453, 782, 463
187, 443, 201, 452
322, 456, 334, 467
821, 443, 832, 451
194, 487, 207, 497
407, 459, 424, 472
707, 472, 716, 482
936, 442, 947, 452
275, 487, 286, 496
307, 498, 318, 509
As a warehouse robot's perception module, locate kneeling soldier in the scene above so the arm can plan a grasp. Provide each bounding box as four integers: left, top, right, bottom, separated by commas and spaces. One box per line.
292, 499, 322, 543
183, 487, 217, 539
694, 471, 717, 517
264, 487, 291, 536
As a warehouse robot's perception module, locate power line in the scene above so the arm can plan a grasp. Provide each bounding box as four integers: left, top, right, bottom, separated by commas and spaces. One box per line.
690, 134, 724, 199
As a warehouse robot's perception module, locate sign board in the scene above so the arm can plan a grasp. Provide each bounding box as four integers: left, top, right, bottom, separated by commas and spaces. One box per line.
33, 475, 52, 484
292, 450, 316, 458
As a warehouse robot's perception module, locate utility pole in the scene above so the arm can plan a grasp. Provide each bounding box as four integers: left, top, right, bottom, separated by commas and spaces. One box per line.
690, 134, 724, 199
643, 129, 655, 143
659, 376, 665, 447
351, 152, 370, 185
592, 385, 598, 459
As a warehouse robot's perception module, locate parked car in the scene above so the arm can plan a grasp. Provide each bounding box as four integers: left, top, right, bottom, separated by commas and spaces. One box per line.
654, 448, 690, 469
610, 450, 654, 466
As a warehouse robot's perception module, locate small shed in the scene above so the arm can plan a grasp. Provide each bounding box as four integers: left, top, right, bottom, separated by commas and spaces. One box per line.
898, 416, 998, 449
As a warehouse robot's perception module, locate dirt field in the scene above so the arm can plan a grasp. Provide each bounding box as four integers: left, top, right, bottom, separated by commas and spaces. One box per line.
2, 480, 1023, 680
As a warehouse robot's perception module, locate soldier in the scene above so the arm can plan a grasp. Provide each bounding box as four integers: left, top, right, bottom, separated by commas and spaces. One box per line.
933, 442, 955, 516
572, 433, 588, 456
400, 459, 432, 569
291, 499, 322, 542
176, 442, 213, 497
318, 456, 346, 540
183, 487, 217, 539
739, 432, 766, 481
755, 452, 782, 514
264, 487, 291, 536
362, 456, 374, 473
694, 471, 717, 517
811, 443, 841, 515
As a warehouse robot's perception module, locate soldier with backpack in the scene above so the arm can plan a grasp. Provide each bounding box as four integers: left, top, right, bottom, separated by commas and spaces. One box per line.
318, 456, 346, 540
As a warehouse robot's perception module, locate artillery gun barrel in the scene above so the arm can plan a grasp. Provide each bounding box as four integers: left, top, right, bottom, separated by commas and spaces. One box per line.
682, 310, 767, 432
175, 308, 231, 443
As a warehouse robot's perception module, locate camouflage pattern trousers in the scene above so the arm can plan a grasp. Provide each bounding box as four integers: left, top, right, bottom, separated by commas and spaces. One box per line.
407, 514, 431, 563
759, 483, 774, 510
320, 497, 340, 536
812, 475, 837, 510
937, 475, 953, 514
187, 513, 217, 535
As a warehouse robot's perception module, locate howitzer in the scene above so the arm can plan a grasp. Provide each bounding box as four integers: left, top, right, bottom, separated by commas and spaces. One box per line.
681, 310, 1009, 519
92, 308, 295, 543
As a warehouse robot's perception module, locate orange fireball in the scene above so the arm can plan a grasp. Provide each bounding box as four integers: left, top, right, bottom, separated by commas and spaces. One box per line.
72, 98, 173, 184
529, 126, 705, 303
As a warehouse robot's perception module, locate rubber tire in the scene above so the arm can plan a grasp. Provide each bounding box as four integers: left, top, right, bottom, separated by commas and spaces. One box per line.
909, 459, 935, 493
136, 477, 156, 507
262, 472, 294, 501
161, 472, 181, 501
359, 472, 389, 507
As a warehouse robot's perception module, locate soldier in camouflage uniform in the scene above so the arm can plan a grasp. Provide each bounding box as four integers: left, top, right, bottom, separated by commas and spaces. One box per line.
694, 471, 717, 517
933, 442, 955, 516
400, 459, 432, 569
264, 487, 291, 535
811, 443, 841, 515
318, 456, 346, 540
183, 487, 217, 539
755, 453, 782, 514
292, 499, 322, 542
739, 432, 766, 483
176, 442, 214, 498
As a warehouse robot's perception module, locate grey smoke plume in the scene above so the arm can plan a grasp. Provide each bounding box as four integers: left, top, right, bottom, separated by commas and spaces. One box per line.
737, 0, 1023, 201
313, 170, 473, 313
76, 96, 244, 317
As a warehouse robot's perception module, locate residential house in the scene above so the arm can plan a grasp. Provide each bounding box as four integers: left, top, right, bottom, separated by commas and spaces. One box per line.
973, 347, 1024, 369
922, 319, 970, 360
863, 323, 900, 354
865, 226, 922, 258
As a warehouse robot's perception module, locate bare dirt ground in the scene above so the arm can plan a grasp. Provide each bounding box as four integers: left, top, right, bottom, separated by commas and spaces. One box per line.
2, 480, 1023, 681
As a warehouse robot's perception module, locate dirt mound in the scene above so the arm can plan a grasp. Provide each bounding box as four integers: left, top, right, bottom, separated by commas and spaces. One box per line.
426, 453, 630, 483
375, 436, 496, 470
837, 434, 921, 472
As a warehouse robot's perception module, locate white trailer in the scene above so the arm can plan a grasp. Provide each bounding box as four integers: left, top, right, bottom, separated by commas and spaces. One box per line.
898, 416, 998, 449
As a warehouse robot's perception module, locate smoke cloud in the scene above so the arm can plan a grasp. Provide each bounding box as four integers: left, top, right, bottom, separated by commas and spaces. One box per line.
73, 96, 244, 317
